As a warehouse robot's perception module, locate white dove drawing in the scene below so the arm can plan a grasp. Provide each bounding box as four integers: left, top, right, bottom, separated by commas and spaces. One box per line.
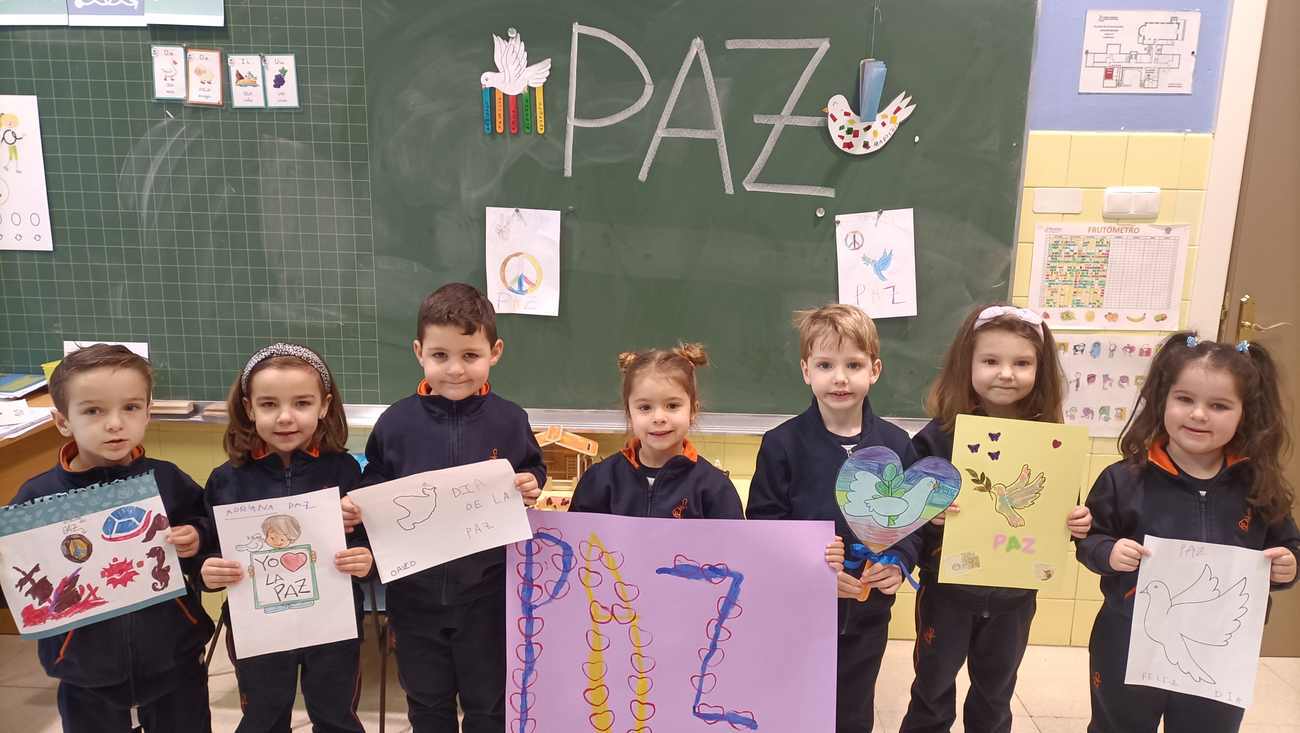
824, 91, 916, 155
393, 483, 438, 531
1139, 564, 1250, 685
843, 469, 939, 529
480, 33, 551, 97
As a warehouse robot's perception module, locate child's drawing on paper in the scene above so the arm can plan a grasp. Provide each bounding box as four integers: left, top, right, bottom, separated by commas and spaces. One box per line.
0, 112, 23, 173
1138, 564, 1249, 685
964, 464, 1047, 528
247, 514, 319, 613
392, 481, 438, 531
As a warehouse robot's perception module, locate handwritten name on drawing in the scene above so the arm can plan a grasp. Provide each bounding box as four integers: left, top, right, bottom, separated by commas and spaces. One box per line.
223, 503, 278, 517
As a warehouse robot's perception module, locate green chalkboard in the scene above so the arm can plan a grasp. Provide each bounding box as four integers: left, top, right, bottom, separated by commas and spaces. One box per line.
365, 0, 1035, 416
0, 1, 382, 402
0, 0, 1034, 417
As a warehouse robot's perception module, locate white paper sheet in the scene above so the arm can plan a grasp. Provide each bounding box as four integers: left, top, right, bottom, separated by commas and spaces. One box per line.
1029, 223, 1189, 331
213, 486, 357, 659
484, 206, 561, 317
1058, 334, 1160, 437
835, 208, 917, 319
1080, 10, 1201, 94
1126, 536, 1271, 709
0, 95, 54, 251
349, 459, 532, 583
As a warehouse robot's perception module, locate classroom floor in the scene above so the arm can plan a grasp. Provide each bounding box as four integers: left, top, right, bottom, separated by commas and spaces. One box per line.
0, 635, 1297, 732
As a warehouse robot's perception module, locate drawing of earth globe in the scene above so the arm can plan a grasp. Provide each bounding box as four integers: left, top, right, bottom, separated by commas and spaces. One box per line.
499, 252, 543, 296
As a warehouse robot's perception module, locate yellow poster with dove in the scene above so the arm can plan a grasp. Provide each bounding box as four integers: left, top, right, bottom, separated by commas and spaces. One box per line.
938, 415, 1089, 590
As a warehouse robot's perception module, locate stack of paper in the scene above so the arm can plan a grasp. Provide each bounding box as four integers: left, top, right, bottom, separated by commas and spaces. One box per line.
0, 402, 52, 440
0, 374, 46, 400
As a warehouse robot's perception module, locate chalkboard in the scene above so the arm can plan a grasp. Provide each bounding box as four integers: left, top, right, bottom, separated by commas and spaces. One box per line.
0, 0, 383, 402
0, 0, 1035, 417
364, 0, 1035, 416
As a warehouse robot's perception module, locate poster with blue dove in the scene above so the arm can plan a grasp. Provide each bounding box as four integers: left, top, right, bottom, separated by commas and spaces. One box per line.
834, 445, 960, 553
1125, 535, 1271, 709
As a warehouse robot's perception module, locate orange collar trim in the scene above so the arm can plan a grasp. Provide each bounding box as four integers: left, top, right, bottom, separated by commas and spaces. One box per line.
1148, 439, 1247, 477
417, 379, 491, 397
250, 439, 321, 462
60, 441, 145, 471
621, 438, 699, 469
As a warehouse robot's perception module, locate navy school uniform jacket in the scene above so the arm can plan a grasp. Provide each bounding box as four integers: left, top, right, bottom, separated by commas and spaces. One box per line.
201, 446, 367, 618
569, 439, 744, 519
912, 418, 1037, 612
746, 397, 922, 614
11, 444, 215, 689
359, 381, 545, 610
1078, 440, 1300, 616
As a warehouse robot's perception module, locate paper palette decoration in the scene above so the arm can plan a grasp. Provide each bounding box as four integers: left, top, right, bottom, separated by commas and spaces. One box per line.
834, 446, 960, 551
480, 28, 550, 136
0, 472, 185, 639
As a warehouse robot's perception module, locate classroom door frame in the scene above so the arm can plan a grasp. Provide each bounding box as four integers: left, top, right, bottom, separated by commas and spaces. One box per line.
1217, 0, 1300, 658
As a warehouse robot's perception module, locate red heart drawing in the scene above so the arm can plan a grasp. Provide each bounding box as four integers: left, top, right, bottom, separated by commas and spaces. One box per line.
583, 683, 609, 707
281, 552, 308, 573
1052, 439, 1062, 449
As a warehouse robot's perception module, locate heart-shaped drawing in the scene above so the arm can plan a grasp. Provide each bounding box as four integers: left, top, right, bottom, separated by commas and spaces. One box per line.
835, 446, 961, 551
1052, 439, 1062, 449
280, 551, 308, 573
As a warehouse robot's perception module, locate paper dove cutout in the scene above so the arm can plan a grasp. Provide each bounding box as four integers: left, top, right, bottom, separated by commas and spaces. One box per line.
480, 32, 552, 96
825, 91, 915, 155
965, 464, 1046, 528
1140, 564, 1250, 685
835, 446, 960, 551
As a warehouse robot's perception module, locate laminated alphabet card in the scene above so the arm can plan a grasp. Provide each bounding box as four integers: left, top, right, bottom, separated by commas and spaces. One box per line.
213, 486, 357, 659
939, 415, 1089, 590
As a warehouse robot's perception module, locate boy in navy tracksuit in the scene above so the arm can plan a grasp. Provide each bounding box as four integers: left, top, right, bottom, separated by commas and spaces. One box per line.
360, 283, 545, 733
12, 345, 214, 732
746, 305, 921, 733
1079, 441, 1300, 731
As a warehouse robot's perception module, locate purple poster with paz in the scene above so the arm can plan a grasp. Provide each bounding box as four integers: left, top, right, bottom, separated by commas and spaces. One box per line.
508, 511, 837, 733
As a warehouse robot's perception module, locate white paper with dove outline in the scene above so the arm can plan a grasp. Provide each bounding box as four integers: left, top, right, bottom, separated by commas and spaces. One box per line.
1125, 535, 1270, 708
348, 459, 531, 583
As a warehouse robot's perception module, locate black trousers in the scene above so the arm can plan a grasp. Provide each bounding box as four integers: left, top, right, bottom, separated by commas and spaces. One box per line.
1088, 609, 1245, 733
56, 651, 211, 733
390, 589, 506, 733
836, 603, 891, 733
900, 583, 1036, 733
227, 633, 364, 733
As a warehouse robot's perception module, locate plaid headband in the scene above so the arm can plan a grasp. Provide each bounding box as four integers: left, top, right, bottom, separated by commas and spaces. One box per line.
241, 343, 332, 394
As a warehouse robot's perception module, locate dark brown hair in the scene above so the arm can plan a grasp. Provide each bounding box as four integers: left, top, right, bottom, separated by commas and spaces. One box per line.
416, 283, 498, 345
50, 344, 153, 414
925, 304, 1065, 430
224, 345, 348, 464
1120, 332, 1294, 524
618, 343, 710, 419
